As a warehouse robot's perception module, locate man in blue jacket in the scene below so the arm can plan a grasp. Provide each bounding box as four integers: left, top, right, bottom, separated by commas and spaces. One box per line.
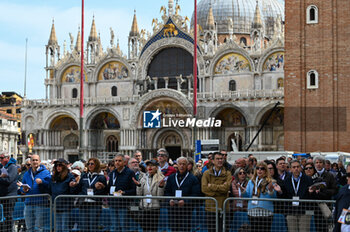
107, 154, 136, 232
0, 152, 19, 232
165, 157, 201, 232
21, 154, 51, 232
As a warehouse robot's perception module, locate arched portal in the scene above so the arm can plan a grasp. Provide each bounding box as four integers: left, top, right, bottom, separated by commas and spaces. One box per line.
214, 107, 247, 151
50, 116, 78, 130
155, 130, 183, 161
88, 112, 120, 159
259, 107, 284, 150
147, 47, 198, 91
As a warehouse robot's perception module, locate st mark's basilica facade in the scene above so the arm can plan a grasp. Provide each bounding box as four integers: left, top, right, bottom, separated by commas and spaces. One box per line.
22, 0, 285, 162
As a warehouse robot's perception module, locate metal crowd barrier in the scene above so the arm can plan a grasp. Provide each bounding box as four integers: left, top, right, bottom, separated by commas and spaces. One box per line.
0, 194, 338, 232
0, 194, 52, 232
223, 197, 336, 232
54, 195, 218, 232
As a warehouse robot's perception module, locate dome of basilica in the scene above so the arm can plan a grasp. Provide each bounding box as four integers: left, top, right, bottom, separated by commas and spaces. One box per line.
196, 0, 284, 38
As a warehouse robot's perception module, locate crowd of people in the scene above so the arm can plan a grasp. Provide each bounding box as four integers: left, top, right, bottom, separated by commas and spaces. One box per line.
0, 149, 349, 232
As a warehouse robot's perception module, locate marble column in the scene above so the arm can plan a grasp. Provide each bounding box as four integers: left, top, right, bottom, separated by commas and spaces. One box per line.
153, 77, 158, 90
164, 77, 169, 89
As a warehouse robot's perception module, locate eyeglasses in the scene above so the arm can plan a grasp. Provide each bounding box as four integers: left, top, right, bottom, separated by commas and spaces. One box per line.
268, 168, 274, 170
87, 163, 95, 166
256, 167, 266, 171
26, 164, 31, 166
238, 172, 246, 175
56, 163, 64, 167
0, 157, 4, 159
131, 161, 138, 164
304, 167, 313, 170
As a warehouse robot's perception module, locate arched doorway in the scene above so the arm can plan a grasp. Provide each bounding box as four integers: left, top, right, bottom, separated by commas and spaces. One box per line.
259, 107, 284, 150
48, 115, 78, 159
89, 112, 120, 157
147, 47, 198, 91
155, 130, 183, 161
215, 108, 247, 151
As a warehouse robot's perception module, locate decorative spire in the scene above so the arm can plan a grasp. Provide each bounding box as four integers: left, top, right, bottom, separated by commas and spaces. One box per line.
98, 32, 103, 54
75, 27, 81, 52
252, 0, 263, 28
88, 15, 98, 42
48, 19, 58, 45
206, 4, 215, 30
130, 10, 139, 37
116, 39, 121, 55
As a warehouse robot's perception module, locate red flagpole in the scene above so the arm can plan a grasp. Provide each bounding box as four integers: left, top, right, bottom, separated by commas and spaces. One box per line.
193, 0, 197, 116
80, 0, 84, 118
79, 0, 84, 155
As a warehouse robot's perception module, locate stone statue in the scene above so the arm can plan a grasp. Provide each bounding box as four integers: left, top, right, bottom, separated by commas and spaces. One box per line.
110, 27, 115, 47
69, 33, 74, 51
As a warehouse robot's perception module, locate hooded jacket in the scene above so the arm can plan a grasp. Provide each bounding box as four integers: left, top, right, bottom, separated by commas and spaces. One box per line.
21, 164, 51, 205
0, 157, 18, 196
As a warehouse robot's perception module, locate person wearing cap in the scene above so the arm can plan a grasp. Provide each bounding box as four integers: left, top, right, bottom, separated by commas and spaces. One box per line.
41, 158, 75, 232
133, 159, 165, 232
0, 152, 18, 232
157, 148, 176, 178
21, 154, 51, 232
164, 157, 201, 232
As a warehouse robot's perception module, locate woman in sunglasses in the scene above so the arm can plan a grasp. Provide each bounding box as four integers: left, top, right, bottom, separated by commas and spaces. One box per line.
43, 158, 75, 232
231, 167, 248, 211
242, 161, 281, 232
70, 157, 107, 232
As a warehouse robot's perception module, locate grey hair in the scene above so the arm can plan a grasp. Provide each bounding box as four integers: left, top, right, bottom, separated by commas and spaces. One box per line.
128, 158, 138, 165
157, 148, 169, 156
313, 156, 325, 165
176, 156, 188, 164
25, 158, 31, 163
115, 153, 125, 161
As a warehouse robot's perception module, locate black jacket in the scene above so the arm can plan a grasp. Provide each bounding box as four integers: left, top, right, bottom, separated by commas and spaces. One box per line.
333, 184, 350, 232
284, 173, 313, 215
312, 170, 338, 200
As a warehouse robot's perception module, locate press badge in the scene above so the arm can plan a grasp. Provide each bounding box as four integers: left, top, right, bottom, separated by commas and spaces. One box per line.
236, 200, 243, 208
146, 195, 152, 204
110, 186, 116, 195
338, 208, 350, 224
87, 188, 94, 196
175, 190, 182, 198
292, 196, 300, 206
114, 191, 122, 197
252, 196, 258, 205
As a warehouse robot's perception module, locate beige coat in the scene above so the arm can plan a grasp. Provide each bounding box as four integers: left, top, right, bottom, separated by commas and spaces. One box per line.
136, 172, 164, 209
202, 167, 232, 212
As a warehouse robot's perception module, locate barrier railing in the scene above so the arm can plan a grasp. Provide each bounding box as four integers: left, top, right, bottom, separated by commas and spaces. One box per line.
54, 195, 218, 232
0, 194, 52, 232
0, 194, 338, 232
222, 197, 335, 232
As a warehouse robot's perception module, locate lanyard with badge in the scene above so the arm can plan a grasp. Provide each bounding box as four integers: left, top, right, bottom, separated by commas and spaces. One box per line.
252, 177, 263, 205
291, 176, 301, 206
110, 172, 122, 196
175, 172, 189, 197
87, 174, 97, 196
236, 182, 244, 208
145, 174, 152, 203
